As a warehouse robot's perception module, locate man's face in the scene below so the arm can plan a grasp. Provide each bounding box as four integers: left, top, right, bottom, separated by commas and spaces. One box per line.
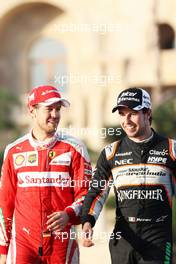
118, 107, 151, 140
32, 102, 62, 137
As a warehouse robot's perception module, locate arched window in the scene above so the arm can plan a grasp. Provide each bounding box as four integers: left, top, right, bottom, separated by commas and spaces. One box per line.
28, 37, 67, 91
158, 23, 175, 50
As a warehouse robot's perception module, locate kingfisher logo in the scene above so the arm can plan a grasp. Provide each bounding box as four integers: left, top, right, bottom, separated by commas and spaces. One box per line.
17, 172, 70, 187
117, 189, 164, 202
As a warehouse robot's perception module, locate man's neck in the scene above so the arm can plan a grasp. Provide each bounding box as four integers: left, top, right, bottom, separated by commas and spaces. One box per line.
129, 129, 153, 143
32, 128, 55, 142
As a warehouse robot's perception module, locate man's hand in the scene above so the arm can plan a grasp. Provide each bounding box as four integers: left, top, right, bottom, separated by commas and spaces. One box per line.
82, 222, 94, 247
0, 254, 7, 264
46, 211, 69, 231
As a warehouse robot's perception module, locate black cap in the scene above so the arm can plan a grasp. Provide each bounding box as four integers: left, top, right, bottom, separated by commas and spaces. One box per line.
112, 87, 152, 113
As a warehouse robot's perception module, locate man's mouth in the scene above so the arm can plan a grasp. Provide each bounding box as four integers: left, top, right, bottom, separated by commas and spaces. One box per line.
48, 120, 58, 125
125, 125, 135, 130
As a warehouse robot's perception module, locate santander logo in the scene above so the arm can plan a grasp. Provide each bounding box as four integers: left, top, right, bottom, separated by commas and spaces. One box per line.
18, 175, 25, 185
17, 172, 70, 187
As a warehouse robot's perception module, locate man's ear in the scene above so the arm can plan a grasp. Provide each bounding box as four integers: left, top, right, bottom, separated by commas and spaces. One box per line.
147, 109, 152, 118
29, 106, 37, 118
146, 109, 152, 124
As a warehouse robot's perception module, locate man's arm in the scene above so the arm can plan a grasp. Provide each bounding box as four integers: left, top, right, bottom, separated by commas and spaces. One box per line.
81, 149, 112, 246
47, 141, 92, 230
82, 222, 94, 247
173, 140, 176, 197
0, 147, 17, 256
46, 211, 70, 232
0, 254, 7, 264
169, 138, 176, 197
64, 142, 92, 225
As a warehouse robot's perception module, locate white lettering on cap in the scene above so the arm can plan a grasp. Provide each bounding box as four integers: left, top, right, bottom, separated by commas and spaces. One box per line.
121, 92, 137, 97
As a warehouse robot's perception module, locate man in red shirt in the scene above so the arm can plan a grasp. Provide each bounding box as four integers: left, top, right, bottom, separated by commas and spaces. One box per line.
0, 85, 92, 264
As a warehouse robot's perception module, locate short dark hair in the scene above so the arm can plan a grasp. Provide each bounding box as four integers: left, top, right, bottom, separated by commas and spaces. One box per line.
142, 108, 152, 125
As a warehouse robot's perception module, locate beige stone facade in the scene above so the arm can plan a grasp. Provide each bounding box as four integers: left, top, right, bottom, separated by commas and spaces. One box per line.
0, 0, 176, 150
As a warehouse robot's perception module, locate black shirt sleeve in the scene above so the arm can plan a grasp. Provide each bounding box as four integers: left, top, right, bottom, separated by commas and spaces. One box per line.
81, 149, 112, 227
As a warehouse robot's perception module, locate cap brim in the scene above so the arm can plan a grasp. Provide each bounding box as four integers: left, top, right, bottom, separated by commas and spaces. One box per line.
112, 106, 118, 113
112, 103, 145, 113
39, 98, 70, 107
112, 104, 131, 113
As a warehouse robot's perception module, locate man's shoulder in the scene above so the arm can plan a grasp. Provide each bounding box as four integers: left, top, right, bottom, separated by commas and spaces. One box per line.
104, 140, 121, 160
4, 134, 29, 156
168, 137, 176, 160
152, 131, 176, 160
57, 132, 84, 148
154, 131, 176, 144
154, 131, 168, 141
56, 132, 90, 161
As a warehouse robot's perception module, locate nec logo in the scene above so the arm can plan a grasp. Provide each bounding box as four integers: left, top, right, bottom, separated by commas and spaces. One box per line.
115, 159, 133, 166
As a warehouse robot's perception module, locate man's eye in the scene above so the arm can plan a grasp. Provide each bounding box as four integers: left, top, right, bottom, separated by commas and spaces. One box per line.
131, 112, 137, 115
45, 108, 51, 112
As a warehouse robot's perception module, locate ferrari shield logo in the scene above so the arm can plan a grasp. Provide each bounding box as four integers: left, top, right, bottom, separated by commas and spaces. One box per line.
49, 151, 56, 159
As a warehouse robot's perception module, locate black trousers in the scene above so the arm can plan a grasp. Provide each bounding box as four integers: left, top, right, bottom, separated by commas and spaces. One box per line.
109, 220, 172, 264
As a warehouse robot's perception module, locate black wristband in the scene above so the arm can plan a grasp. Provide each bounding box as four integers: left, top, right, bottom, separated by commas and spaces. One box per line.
81, 214, 96, 227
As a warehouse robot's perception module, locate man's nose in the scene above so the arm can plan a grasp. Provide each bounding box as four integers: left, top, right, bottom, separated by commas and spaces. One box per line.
51, 109, 58, 118
124, 114, 131, 123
